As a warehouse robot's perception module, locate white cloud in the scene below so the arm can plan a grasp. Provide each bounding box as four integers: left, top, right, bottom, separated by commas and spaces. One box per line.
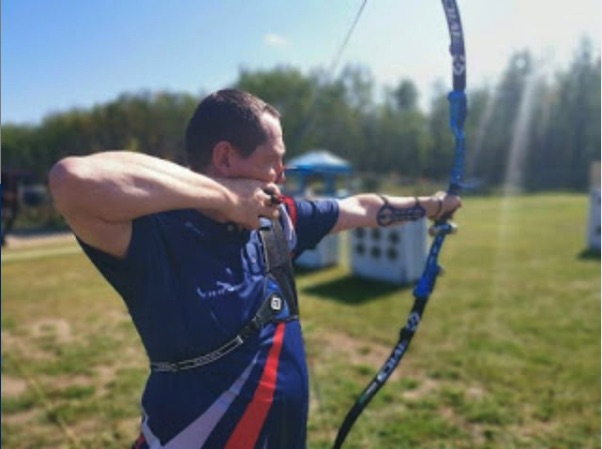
264, 33, 289, 47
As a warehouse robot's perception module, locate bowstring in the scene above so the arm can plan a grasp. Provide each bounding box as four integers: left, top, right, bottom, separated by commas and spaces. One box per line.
326, 0, 368, 76
288, 0, 368, 152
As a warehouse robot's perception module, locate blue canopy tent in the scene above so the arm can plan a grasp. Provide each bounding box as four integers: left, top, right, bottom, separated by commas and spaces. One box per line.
285, 150, 352, 197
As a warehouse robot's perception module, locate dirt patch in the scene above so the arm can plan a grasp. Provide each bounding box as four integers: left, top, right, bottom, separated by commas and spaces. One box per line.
30, 318, 73, 342
1, 408, 40, 426
3, 232, 75, 250
310, 329, 407, 381
1, 375, 28, 397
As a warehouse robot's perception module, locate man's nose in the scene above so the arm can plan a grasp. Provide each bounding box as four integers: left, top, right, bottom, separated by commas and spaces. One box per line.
276, 168, 286, 184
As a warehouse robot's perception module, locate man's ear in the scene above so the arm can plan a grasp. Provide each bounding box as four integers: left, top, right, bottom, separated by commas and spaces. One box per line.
212, 141, 234, 176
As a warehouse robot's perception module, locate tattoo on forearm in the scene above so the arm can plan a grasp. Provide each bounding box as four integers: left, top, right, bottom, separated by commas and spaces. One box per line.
376, 195, 426, 227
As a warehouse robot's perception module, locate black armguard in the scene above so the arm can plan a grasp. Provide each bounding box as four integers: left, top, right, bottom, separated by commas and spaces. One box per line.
376, 195, 426, 227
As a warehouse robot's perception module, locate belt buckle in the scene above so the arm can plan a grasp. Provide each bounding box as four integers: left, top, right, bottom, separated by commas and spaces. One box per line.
270, 295, 283, 313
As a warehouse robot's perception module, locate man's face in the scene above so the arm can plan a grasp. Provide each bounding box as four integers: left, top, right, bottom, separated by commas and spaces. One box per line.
229, 113, 286, 184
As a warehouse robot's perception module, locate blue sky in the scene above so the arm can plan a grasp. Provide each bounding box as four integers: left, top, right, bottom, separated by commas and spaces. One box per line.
2, 0, 600, 125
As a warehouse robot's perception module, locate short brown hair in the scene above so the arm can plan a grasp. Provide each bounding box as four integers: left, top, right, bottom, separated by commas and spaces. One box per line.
185, 89, 280, 171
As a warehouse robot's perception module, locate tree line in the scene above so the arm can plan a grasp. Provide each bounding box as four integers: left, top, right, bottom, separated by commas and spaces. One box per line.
2, 39, 600, 192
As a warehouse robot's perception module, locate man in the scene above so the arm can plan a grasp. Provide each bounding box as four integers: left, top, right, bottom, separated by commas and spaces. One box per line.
49, 89, 461, 449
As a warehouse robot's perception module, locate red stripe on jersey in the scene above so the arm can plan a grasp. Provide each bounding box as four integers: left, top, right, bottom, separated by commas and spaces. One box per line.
282, 195, 298, 227
224, 322, 286, 449
131, 433, 147, 449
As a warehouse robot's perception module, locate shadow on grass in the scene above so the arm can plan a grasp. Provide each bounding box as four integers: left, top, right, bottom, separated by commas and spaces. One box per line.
292, 265, 331, 278
300, 273, 412, 305
577, 248, 601, 261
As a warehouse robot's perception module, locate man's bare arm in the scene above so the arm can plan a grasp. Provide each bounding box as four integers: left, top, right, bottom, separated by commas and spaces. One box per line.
49, 151, 279, 258
331, 193, 461, 234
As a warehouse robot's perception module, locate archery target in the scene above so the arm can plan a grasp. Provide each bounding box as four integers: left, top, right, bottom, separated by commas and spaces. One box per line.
295, 233, 341, 269
350, 219, 427, 285
587, 188, 600, 251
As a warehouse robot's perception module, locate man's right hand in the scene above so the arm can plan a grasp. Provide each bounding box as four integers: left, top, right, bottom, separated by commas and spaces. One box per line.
216, 178, 283, 229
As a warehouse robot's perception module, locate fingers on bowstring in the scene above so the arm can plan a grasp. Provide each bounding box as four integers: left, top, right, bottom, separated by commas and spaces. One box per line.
262, 187, 283, 206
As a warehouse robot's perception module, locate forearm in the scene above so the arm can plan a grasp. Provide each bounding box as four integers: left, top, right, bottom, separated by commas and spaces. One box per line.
49, 151, 230, 223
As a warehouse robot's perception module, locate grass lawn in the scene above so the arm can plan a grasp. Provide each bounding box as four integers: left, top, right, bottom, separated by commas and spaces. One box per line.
2, 193, 600, 449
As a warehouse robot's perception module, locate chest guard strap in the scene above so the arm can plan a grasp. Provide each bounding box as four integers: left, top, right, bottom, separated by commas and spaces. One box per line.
259, 218, 299, 317
150, 218, 298, 373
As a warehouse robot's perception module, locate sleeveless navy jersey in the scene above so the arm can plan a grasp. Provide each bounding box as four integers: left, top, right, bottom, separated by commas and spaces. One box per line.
79, 197, 339, 449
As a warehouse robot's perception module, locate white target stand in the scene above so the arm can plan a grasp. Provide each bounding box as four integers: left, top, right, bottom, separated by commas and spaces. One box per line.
295, 233, 340, 269
350, 219, 428, 285
587, 188, 600, 251
587, 162, 600, 252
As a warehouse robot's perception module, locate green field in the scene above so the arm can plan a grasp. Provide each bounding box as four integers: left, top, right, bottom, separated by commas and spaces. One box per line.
2, 194, 600, 449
